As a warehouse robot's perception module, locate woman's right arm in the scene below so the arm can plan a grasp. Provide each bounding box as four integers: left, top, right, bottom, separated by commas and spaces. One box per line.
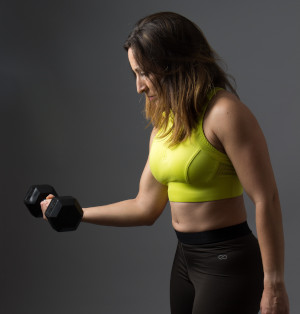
81, 128, 169, 227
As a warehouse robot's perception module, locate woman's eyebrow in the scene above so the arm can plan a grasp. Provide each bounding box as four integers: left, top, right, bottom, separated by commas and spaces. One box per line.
131, 68, 145, 77
134, 67, 143, 73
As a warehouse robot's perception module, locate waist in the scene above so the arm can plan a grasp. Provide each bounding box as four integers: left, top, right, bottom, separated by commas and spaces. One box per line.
174, 221, 252, 245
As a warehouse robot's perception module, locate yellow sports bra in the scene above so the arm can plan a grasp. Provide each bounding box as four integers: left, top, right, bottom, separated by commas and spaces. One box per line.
149, 87, 244, 202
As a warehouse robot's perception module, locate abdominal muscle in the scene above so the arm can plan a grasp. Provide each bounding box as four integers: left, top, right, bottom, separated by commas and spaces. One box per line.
170, 194, 247, 232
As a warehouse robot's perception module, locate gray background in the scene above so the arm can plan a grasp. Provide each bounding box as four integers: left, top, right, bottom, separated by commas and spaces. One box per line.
1, 0, 299, 313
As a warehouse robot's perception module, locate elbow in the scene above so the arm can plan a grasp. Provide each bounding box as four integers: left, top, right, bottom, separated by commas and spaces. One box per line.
254, 187, 280, 206
145, 206, 166, 226
134, 198, 166, 226
254, 189, 281, 213
145, 216, 157, 226
144, 210, 162, 226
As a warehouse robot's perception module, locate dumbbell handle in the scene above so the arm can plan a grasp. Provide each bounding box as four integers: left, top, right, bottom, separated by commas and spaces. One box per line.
24, 184, 58, 217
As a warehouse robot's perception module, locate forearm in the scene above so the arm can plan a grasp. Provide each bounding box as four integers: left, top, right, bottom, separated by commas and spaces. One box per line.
82, 198, 152, 227
255, 192, 285, 287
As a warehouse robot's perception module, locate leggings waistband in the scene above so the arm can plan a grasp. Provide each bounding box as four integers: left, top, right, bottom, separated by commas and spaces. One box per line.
174, 221, 252, 245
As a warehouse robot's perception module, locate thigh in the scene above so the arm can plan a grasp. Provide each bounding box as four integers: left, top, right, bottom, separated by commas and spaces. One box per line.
170, 242, 195, 314
184, 234, 264, 314
192, 274, 262, 314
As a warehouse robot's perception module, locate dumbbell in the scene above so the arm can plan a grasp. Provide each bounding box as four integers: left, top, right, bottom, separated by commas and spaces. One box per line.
24, 184, 83, 232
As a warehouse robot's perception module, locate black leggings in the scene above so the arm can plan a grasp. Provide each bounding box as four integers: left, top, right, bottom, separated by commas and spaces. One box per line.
170, 222, 264, 314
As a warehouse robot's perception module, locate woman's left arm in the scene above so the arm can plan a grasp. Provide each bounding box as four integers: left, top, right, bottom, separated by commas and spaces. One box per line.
212, 93, 289, 314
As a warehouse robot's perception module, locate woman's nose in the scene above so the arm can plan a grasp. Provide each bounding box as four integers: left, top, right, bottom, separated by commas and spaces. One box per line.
136, 77, 146, 94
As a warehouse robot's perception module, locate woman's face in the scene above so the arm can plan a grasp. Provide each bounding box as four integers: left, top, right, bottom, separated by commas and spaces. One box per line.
128, 48, 157, 102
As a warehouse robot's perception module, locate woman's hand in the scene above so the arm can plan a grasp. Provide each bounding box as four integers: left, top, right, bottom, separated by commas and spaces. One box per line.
260, 283, 289, 314
40, 194, 56, 221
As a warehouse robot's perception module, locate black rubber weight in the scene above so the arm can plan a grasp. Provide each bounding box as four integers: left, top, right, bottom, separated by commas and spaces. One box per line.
24, 185, 83, 232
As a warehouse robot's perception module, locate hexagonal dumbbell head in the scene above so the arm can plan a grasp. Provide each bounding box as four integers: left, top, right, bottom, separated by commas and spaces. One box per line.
45, 196, 83, 232
24, 185, 58, 217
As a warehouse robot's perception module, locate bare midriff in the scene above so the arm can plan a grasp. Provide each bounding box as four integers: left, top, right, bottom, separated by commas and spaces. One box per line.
170, 194, 247, 232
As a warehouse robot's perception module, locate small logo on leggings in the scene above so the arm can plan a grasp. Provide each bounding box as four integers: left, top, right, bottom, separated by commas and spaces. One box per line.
218, 254, 228, 260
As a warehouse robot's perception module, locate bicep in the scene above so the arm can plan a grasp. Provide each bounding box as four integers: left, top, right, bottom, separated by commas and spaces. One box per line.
215, 100, 278, 204
135, 129, 169, 222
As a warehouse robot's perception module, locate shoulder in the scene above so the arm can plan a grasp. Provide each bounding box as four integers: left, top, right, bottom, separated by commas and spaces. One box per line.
207, 89, 248, 120
206, 90, 260, 143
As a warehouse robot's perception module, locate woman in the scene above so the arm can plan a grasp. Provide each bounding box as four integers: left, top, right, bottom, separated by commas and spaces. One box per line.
41, 12, 289, 314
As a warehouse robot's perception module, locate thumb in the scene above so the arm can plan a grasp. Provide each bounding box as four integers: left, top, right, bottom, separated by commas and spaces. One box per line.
46, 194, 56, 199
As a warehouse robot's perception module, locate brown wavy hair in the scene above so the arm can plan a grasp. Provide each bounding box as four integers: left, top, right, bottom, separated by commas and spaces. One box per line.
124, 12, 238, 147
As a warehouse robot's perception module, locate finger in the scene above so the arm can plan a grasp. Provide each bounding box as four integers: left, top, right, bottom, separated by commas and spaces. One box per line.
46, 194, 55, 199
40, 199, 49, 206
40, 199, 49, 221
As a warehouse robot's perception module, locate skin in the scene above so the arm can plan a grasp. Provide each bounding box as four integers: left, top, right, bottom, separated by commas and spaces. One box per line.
41, 47, 289, 314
